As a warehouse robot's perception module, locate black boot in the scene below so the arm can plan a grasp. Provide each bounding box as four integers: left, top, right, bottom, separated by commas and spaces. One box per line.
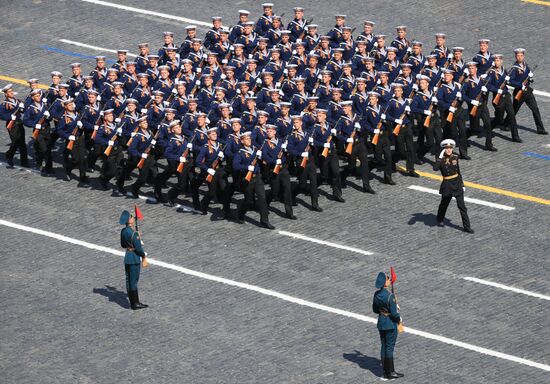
384, 175, 396, 185
388, 358, 404, 378
128, 290, 137, 310
135, 290, 148, 309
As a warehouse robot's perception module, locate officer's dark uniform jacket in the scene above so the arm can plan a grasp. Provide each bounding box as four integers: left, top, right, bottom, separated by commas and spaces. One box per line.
434, 152, 464, 197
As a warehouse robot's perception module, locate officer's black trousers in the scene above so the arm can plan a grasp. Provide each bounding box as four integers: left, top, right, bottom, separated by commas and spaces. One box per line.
390, 124, 416, 172
5, 122, 28, 165
467, 101, 492, 147
440, 107, 468, 156
415, 112, 442, 158
374, 130, 393, 178
315, 150, 342, 197
512, 88, 545, 132
192, 168, 232, 213
155, 159, 193, 201
493, 93, 520, 140
33, 126, 52, 170
99, 145, 123, 182
64, 136, 87, 178
341, 141, 371, 188
437, 193, 471, 230
237, 175, 269, 224
266, 166, 293, 215
132, 156, 158, 193
292, 157, 319, 206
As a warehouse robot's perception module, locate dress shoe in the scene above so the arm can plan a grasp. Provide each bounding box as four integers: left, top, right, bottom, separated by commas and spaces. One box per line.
333, 195, 345, 203
537, 130, 548, 135
99, 178, 109, 190
311, 204, 323, 212
384, 177, 396, 185
464, 228, 475, 234
362, 185, 376, 194
460, 154, 471, 160
406, 170, 420, 177
484, 145, 497, 152
260, 222, 275, 230
286, 212, 297, 220
437, 221, 444, 227
512, 137, 523, 143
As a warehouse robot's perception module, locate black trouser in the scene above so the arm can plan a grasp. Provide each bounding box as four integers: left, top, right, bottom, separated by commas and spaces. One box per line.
415, 112, 442, 158
467, 100, 492, 147
192, 167, 232, 213
292, 156, 319, 206
99, 145, 123, 182
388, 123, 416, 172
237, 173, 269, 224
5, 121, 28, 165
373, 130, 393, 178
33, 125, 53, 170
340, 140, 371, 188
155, 159, 193, 202
440, 107, 468, 156
64, 136, 87, 178
314, 148, 342, 198
265, 165, 293, 216
117, 155, 157, 194
437, 193, 471, 230
511, 87, 545, 133
493, 93, 520, 140
85, 131, 98, 169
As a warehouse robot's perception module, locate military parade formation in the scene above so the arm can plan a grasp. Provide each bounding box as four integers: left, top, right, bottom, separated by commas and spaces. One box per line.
1, 3, 548, 230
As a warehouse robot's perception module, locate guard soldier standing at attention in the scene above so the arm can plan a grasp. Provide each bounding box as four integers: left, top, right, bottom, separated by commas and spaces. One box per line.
434, 139, 473, 233
119, 210, 148, 310
373, 272, 404, 380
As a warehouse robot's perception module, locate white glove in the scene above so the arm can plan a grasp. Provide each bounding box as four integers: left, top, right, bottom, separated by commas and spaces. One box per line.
354, 122, 361, 129
163, 101, 169, 106
528, 72, 534, 78
275, 159, 282, 165
236, 89, 241, 94
69, 135, 76, 141
131, 132, 136, 137
374, 129, 380, 134
141, 153, 148, 159
248, 54, 253, 59
447, 53, 453, 59
521, 85, 527, 91
439, 149, 445, 159
179, 156, 187, 163
440, 73, 445, 79
463, 68, 469, 76
141, 108, 147, 114
424, 109, 431, 116
481, 86, 488, 93
217, 151, 224, 159
117, 127, 123, 134
220, 74, 227, 80
395, 118, 403, 125
100, 111, 104, 116
247, 165, 255, 172
497, 89, 503, 95
43, 111, 50, 118
471, 100, 479, 106
108, 140, 115, 146
346, 137, 353, 143
256, 150, 262, 157
407, 47, 412, 53
317, 74, 322, 80
256, 78, 262, 84
97, 95, 102, 101
433, 86, 438, 92
150, 139, 157, 146
373, 42, 378, 48
301, 151, 309, 157
35, 123, 41, 129
283, 68, 288, 75
230, 46, 235, 51
282, 142, 288, 149
381, 113, 386, 120
456, 91, 462, 99
207, 168, 215, 175
115, 117, 121, 123
275, 82, 281, 88
405, 106, 411, 113
187, 143, 193, 149
505, 75, 510, 81
292, 50, 297, 55
76, 121, 83, 128
480, 74, 487, 80
18, 102, 24, 109
222, 59, 228, 64
330, 128, 337, 135
195, 80, 201, 86
10, 114, 16, 120
202, 53, 208, 59
431, 96, 438, 103
308, 137, 314, 144
412, 84, 418, 91
323, 142, 330, 148
449, 106, 456, 113
171, 88, 178, 95
75, 92, 80, 96
424, 60, 429, 66
42, 98, 48, 103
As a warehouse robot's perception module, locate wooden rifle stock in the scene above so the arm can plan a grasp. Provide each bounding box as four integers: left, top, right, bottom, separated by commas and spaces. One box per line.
345, 130, 356, 154
272, 139, 288, 174
176, 132, 198, 173
137, 130, 160, 169
321, 135, 333, 157
514, 78, 530, 101
245, 142, 266, 182
206, 143, 226, 183
300, 136, 312, 168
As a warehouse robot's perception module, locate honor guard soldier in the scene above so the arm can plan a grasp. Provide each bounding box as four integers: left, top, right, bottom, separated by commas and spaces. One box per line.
287, 6, 307, 42
95, 109, 123, 189
262, 124, 296, 219
1, 84, 28, 168
23, 89, 54, 173
411, 75, 442, 159
57, 98, 88, 182
158, 31, 176, 64
461, 62, 494, 150
119, 210, 148, 310
233, 131, 274, 229
487, 54, 522, 143
24, 78, 40, 108
508, 48, 547, 135
287, 115, 321, 211
434, 139, 473, 233
112, 50, 129, 75
373, 272, 404, 380
407, 41, 425, 76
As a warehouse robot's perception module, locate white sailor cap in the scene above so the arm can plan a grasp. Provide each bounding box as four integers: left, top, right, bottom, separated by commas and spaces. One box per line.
163, 31, 174, 36
335, 14, 347, 18
340, 100, 353, 106
186, 25, 197, 30
51, 71, 63, 77
514, 48, 526, 53
28, 78, 39, 84
117, 49, 128, 54
294, 7, 304, 12
240, 131, 252, 138
212, 16, 222, 21
396, 25, 407, 31
452, 46, 464, 52
70, 62, 81, 68
478, 38, 490, 44
435, 33, 446, 38
1, 83, 14, 93
30, 88, 43, 96
364, 20, 376, 26
441, 139, 456, 148
238, 9, 250, 15
169, 120, 181, 127
417, 74, 431, 81
367, 91, 380, 97
262, 3, 274, 8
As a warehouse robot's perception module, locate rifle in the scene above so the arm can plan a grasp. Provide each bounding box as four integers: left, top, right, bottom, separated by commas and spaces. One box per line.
103, 105, 130, 156
445, 73, 468, 123
245, 140, 266, 182
272, 138, 288, 174
206, 142, 227, 183
66, 112, 85, 151
136, 129, 161, 169
6, 98, 25, 131
422, 61, 451, 128
345, 117, 361, 154
514, 64, 537, 101
189, 55, 208, 96
321, 125, 335, 157
176, 130, 199, 173
126, 97, 154, 147
372, 103, 392, 146
469, 68, 495, 117
31, 97, 61, 140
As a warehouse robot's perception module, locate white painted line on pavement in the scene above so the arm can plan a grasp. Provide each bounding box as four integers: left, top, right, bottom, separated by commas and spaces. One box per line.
278, 230, 374, 256
463, 277, 550, 301
59, 39, 138, 57
1, 217, 549, 372
81, 0, 211, 27
507, 85, 550, 98
408, 185, 515, 211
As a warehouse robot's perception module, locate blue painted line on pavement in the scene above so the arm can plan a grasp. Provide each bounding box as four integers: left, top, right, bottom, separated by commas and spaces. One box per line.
523, 152, 550, 161
39, 45, 115, 63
